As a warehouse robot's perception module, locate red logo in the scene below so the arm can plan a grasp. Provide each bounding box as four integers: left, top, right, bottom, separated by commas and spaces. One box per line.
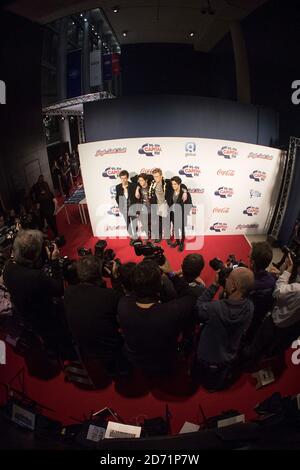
217, 169, 235, 177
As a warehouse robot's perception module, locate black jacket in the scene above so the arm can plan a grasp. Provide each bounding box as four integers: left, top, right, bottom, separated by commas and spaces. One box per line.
115, 181, 137, 212
64, 284, 123, 360
3, 259, 64, 331
196, 284, 254, 365
167, 186, 192, 209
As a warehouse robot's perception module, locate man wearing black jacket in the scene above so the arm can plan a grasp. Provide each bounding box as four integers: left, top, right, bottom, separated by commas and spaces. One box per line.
167, 176, 192, 251
3, 229, 65, 348
194, 267, 254, 390
115, 170, 137, 245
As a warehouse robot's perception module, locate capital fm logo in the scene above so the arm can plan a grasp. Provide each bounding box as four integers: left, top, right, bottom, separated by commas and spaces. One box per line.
107, 206, 120, 217
217, 146, 238, 159
210, 222, 228, 233
214, 187, 234, 199
138, 143, 162, 157
179, 165, 201, 178
110, 185, 117, 198
185, 142, 196, 156
102, 167, 122, 180
249, 170, 267, 182
243, 206, 260, 217
217, 169, 235, 177
250, 189, 262, 198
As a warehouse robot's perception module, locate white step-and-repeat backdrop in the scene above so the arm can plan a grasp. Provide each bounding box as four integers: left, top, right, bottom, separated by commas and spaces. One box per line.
78, 137, 283, 237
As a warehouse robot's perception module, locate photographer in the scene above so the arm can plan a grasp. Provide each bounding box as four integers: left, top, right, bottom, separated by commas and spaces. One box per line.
118, 259, 195, 375
162, 254, 206, 299
193, 267, 254, 391
2, 229, 65, 348
64, 255, 126, 375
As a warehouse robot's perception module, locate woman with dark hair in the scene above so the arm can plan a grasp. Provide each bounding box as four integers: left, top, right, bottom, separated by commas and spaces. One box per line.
168, 176, 192, 252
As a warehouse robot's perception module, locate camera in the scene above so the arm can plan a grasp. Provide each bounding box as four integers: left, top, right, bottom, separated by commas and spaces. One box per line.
209, 254, 246, 288
77, 247, 93, 257
133, 240, 166, 266
101, 248, 121, 277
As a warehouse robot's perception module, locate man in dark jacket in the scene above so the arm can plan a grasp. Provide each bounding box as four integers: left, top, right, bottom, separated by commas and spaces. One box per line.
167, 176, 192, 251
64, 256, 125, 374
115, 170, 137, 245
194, 267, 254, 390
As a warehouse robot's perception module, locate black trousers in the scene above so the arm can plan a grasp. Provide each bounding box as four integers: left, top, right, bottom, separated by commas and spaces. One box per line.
170, 210, 187, 242
40, 211, 58, 238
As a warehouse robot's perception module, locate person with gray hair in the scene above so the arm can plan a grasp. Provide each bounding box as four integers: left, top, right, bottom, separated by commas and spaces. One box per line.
193, 267, 254, 391
3, 229, 64, 348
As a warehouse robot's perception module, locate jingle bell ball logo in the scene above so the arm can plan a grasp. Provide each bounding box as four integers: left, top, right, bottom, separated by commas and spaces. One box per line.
217, 146, 238, 159
138, 143, 162, 157
214, 187, 234, 199
108, 206, 120, 217
249, 170, 267, 182
185, 142, 196, 156
188, 188, 205, 194
210, 222, 228, 233
243, 206, 260, 217
102, 167, 121, 180
179, 165, 201, 178
95, 147, 126, 157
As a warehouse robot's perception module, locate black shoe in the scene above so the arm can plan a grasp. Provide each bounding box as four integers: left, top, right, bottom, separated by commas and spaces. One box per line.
154, 239, 162, 243
171, 240, 179, 248
167, 239, 172, 246
178, 242, 184, 252
129, 239, 136, 246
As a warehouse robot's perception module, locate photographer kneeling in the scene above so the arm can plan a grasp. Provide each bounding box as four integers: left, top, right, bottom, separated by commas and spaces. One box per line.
64, 255, 127, 375
3, 229, 65, 350
193, 267, 254, 391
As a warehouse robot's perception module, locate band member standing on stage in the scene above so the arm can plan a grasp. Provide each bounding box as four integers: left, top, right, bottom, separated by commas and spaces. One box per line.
135, 173, 153, 240
115, 170, 137, 245
149, 168, 188, 244
168, 176, 192, 252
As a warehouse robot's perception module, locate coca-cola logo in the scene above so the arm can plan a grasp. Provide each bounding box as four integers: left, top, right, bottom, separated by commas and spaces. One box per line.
243, 206, 259, 217
214, 187, 234, 199
213, 207, 230, 214
217, 169, 235, 177
210, 222, 228, 233
249, 170, 267, 182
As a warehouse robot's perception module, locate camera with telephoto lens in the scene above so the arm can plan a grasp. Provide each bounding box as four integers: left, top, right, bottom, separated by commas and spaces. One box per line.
133, 240, 166, 266
209, 254, 247, 288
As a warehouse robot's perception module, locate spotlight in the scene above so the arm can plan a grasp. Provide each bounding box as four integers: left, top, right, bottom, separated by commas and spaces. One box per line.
80, 13, 83, 17
84, 18, 88, 22
113, 6, 119, 13
189, 32, 195, 37
122, 31, 127, 37
61, 116, 65, 121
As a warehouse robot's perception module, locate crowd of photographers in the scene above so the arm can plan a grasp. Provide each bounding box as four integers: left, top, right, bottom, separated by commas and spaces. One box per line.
1, 224, 300, 391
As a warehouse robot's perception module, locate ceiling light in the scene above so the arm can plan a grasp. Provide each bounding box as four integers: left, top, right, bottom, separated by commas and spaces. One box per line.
80, 13, 83, 17
122, 31, 127, 37
84, 18, 88, 22
189, 32, 195, 37
113, 6, 119, 13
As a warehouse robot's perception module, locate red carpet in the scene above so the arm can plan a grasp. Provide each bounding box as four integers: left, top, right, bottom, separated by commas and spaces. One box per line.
1, 205, 300, 434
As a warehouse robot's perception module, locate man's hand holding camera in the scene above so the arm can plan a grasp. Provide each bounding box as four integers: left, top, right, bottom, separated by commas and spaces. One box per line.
45, 242, 60, 261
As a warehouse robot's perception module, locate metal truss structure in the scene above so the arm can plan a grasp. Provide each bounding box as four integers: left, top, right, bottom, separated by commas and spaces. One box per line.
270, 136, 300, 240
42, 91, 115, 116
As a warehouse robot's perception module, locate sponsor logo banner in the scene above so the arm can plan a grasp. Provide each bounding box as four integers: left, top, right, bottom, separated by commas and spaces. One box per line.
210, 222, 228, 233
250, 189, 262, 198
104, 225, 127, 231
243, 206, 260, 216
138, 143, 162, 157
249, 170, 267, 182
188, 188, 205, 194
236, 223, 259, 230
214, 187, 234, 198
95, 147, 126, 157
185, 142, 196, 156
179, 165, 201, 178
213, 207, 230, 214
217, 169, 235, 177
140, 168, 156, 175
102, 167, 122, 179
248, 152, 273, 160
217, 146, 238, 159
107, 206, 120, 217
